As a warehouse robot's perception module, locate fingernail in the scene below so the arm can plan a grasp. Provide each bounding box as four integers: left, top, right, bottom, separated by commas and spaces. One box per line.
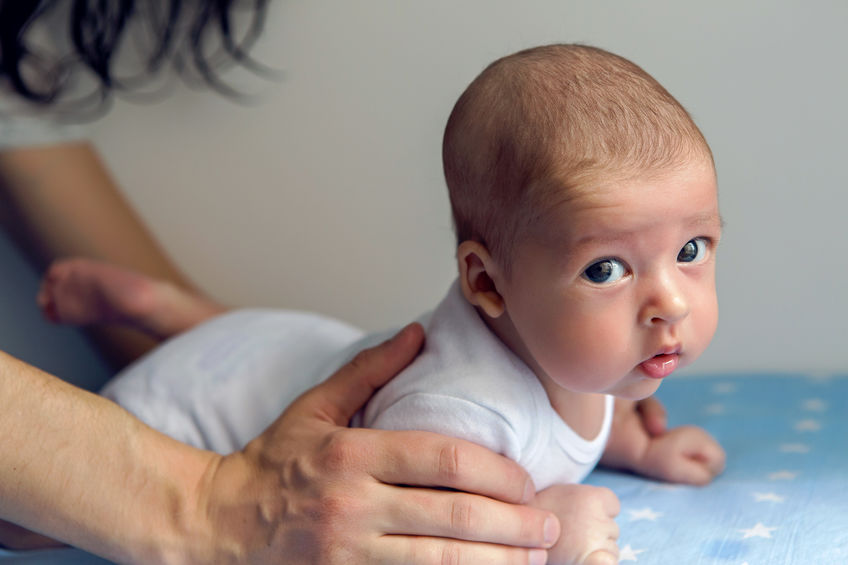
522, 477, 535, 502
528, 549, 547, 565
543, 515, 559, 546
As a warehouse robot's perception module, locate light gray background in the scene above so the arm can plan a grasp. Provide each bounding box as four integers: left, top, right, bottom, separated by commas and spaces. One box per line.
3, 0, 846, 380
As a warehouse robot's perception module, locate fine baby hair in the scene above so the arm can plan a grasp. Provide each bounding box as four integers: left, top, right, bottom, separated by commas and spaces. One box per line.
443, 43, 714, 271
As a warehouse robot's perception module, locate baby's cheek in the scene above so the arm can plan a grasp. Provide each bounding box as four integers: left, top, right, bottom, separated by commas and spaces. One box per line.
689, 294, 719, 358
561, 324, 629, 381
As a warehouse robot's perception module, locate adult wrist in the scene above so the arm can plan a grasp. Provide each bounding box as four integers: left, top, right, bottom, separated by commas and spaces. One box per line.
157, 448, 283, 565
118, 433, 227, 565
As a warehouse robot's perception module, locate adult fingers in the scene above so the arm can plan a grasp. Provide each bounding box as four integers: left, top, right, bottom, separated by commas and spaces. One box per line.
374, 484, 559, 549
364, 428, 536, 504
300, 322, 425, 425
372, 536, 548, 565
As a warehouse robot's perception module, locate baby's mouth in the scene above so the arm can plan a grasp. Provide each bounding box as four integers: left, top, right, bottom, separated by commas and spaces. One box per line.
639, 349, 681, 379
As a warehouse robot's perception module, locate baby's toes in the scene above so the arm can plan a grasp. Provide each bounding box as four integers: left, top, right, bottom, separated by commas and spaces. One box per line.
38, 291, 60, 323
36, 261, 92, 324
36, 276, 60, 322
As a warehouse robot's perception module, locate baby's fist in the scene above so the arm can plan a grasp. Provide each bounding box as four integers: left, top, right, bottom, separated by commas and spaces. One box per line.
532, 484, 620, 565
641, 425, 726, 485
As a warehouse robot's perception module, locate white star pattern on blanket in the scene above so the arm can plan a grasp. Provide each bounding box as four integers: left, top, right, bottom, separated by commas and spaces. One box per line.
583, 374, 847, 564
739, 522, 778, 539
801, 398, 827, 412
618, 544, 646, 561
794, 419, 822, 432
752, 492, 785, 503
627, 507, 663, 521
779, 443, 811, 453
767, 470, 798, 481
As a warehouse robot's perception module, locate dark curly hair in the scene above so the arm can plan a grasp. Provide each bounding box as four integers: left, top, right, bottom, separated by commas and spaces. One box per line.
0, 0, 271, 112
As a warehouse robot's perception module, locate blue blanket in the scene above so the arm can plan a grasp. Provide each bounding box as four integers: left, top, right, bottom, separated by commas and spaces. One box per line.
2, 373, 846, 564
587, 373, 848, 564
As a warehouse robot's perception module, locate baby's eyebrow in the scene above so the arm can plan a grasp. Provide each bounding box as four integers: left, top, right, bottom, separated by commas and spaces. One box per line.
688, 212, 725, 229
572, 230, 640, 248
572, 212, 724, 248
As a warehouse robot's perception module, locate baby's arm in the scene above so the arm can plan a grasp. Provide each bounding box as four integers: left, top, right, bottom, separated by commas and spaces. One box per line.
600, 398, 725, 485
531, 484, 620, 565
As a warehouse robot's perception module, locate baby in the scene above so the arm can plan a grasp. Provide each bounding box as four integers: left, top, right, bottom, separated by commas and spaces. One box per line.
35, 44, 725, 563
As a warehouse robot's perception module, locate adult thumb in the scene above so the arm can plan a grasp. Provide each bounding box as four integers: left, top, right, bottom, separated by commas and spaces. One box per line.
303, 322, 424, 425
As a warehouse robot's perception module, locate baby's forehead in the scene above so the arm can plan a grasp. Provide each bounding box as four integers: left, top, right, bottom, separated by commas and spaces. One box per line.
530, 161, 720, 238
547, 157, 716, 203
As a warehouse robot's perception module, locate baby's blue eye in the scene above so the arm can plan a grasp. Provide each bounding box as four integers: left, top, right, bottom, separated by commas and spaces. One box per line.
678, 238, 708, 263
583, 259, 627, 284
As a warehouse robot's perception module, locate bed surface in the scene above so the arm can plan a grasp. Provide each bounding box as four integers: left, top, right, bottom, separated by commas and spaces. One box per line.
2, 372, 846, 564
587, 372, 848, 564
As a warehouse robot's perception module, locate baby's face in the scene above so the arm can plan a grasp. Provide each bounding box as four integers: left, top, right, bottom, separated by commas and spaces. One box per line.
497, 159, 721, 400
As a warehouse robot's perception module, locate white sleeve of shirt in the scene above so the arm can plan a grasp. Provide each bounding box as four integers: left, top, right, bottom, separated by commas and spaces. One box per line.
367, 391, 524, 462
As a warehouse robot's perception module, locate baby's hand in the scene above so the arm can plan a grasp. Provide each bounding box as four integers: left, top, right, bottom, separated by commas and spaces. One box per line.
638, 425, 726, 485
602, 398, 725, 486
532, 484, 620, 565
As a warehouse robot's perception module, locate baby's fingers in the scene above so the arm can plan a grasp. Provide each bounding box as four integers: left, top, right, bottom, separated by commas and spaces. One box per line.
692, 436, 727, 478
582, 548, 620, 565
670, 440, 726, 485
664, 455, 718, 485
641, 426, 726, 485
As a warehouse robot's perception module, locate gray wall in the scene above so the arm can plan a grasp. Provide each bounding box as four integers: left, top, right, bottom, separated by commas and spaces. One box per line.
7, 0, 844, 378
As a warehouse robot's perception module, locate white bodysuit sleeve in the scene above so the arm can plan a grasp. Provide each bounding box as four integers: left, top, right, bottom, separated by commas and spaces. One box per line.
367, 392, 524, 462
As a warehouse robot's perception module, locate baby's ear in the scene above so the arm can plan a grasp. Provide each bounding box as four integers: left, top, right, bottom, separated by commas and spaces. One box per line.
457, 241, 505, 318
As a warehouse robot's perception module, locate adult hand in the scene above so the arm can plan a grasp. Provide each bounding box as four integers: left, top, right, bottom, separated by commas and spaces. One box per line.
190, 323, 558, 564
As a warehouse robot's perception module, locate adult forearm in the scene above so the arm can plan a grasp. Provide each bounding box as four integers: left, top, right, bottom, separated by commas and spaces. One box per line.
0, 351, 217, 564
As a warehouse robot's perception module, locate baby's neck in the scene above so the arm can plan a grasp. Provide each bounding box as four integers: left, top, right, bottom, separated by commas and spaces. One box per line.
477, 307, 607, 440
538, 379, 607, 440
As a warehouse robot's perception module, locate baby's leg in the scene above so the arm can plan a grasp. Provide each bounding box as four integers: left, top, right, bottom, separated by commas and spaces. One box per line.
38, 258, 226, 340
532, 484, 620, 565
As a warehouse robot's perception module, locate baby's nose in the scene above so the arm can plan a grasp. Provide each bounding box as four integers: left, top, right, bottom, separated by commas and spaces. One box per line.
639, 277, 689, 326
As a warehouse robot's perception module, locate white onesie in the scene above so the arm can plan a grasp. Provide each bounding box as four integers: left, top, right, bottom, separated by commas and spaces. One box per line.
103, 281, 612, 489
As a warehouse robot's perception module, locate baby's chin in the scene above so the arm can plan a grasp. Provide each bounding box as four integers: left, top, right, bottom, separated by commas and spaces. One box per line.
609, 373, 665, 401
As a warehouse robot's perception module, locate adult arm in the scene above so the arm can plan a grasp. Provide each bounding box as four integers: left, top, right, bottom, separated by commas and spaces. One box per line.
0, 348, 217, 563
0, 142, 196, 366
0, 323, 557, 564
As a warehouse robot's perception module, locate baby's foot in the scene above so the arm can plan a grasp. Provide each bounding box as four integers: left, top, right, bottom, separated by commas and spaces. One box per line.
38, 258, 225, 339
533, 484, 620, 565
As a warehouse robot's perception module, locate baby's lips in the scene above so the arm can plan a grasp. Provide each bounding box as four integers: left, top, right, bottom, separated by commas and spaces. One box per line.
639, 353, 679, 379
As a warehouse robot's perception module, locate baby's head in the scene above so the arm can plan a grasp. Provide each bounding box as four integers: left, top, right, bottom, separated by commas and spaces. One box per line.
444, 44, 722, 400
